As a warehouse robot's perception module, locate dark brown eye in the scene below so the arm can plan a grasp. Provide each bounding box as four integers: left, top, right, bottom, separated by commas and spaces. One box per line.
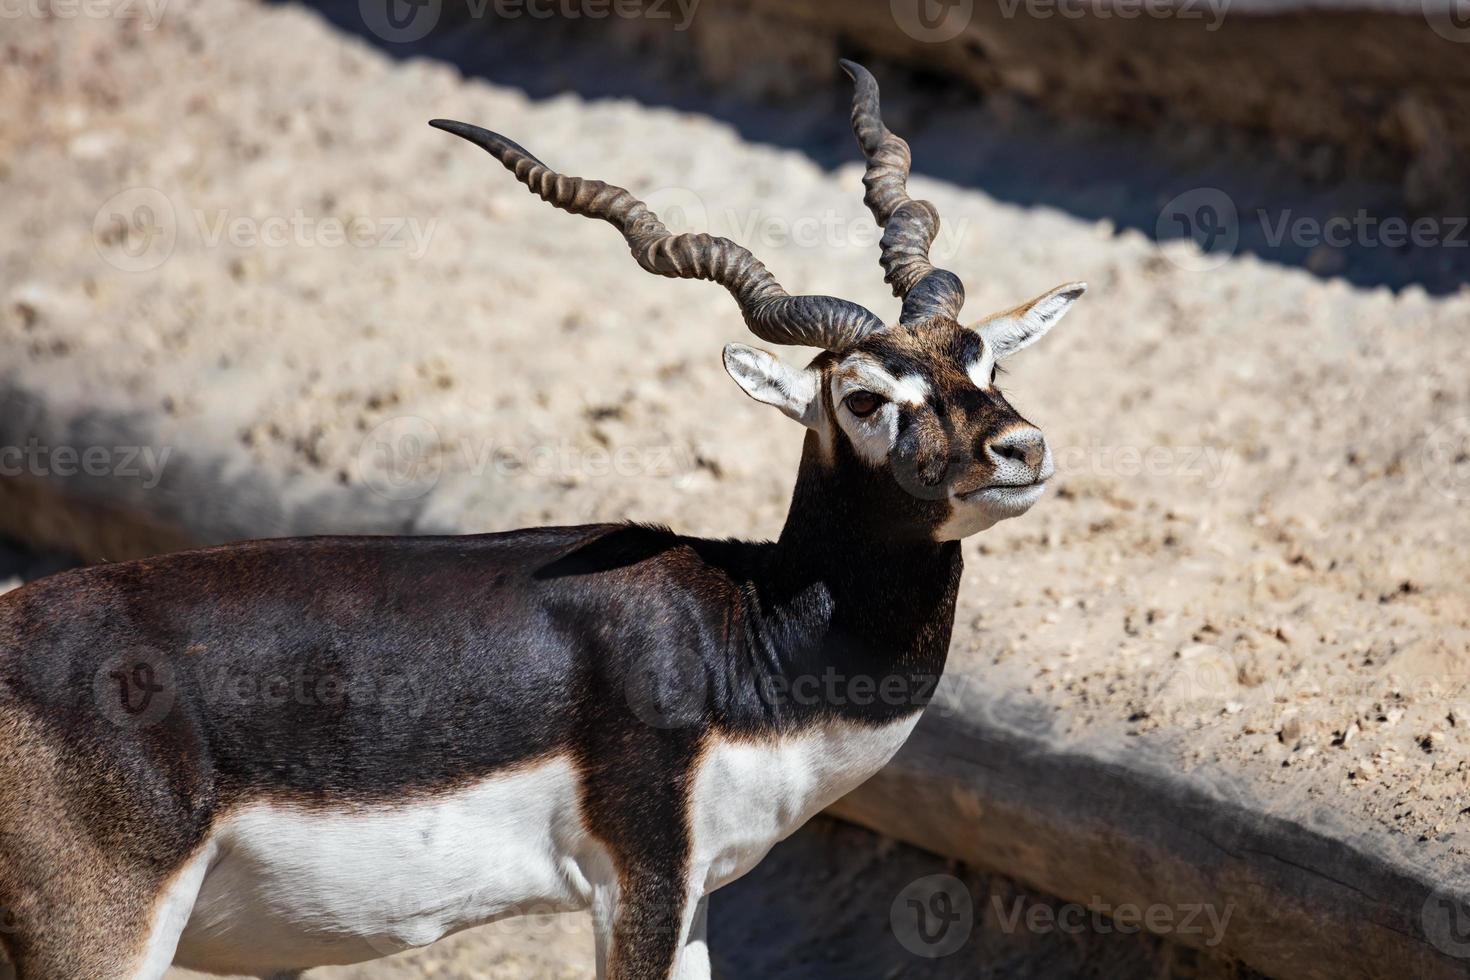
844, 391, 884, 418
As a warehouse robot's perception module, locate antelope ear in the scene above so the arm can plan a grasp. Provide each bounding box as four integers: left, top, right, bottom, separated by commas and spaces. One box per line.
722, 343, 821, 428
975, 281, 1086, 360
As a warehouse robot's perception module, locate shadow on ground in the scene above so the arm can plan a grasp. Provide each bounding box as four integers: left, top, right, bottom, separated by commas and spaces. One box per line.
278, 0, 1466, 295
713, 817, 1259, 979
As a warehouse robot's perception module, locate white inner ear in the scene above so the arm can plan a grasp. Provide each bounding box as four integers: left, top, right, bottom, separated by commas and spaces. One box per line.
976, 281, 1086, 361
722, 343, 821, 428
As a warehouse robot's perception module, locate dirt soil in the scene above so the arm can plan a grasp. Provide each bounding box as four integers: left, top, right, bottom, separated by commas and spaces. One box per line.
2, 0, 1470, 971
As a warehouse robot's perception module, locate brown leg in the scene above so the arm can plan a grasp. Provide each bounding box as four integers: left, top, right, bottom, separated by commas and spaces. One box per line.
604, 871, 695, 980
0, 714, 203, 980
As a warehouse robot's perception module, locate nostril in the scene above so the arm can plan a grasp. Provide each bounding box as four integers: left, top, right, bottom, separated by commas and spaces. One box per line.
991, 443, 1028, 464
986, 429, 1046, 470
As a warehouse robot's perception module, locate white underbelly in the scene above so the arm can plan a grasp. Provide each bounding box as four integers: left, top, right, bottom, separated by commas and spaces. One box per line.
173, 754, 603, 975
688, 714, 920, 893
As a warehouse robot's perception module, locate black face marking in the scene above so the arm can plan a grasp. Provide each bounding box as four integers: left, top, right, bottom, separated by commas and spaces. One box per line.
826, 317, 1041, 512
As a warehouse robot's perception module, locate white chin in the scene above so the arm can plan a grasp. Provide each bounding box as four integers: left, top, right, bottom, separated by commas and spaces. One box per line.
933, 483, 1048, 540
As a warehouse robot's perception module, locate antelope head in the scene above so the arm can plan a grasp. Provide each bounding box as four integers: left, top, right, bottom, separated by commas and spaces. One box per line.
431, 60, 1084, 543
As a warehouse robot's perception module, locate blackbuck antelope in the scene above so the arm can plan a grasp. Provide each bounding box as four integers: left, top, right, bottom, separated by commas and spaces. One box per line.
0, 62, 1082, 979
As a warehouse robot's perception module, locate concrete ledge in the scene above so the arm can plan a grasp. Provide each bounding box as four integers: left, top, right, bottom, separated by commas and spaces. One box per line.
832, 687, 1469, 980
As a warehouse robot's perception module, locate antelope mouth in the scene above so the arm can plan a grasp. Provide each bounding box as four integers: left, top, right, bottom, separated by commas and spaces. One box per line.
959, 481, 1048, 503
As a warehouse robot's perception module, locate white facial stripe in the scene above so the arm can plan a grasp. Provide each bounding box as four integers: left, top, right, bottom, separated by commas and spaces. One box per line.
965, 340, 996, 390
834, 358, 931, 407
888, 373, 931, 406
829, 358, 930, 467
840, 399, 898, 466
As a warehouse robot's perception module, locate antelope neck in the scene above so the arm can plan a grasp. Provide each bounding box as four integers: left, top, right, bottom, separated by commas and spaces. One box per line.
737, 436, 963, 724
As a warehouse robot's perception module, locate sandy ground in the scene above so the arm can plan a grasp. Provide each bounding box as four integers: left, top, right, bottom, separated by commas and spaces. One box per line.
2, 0, 1470, 972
